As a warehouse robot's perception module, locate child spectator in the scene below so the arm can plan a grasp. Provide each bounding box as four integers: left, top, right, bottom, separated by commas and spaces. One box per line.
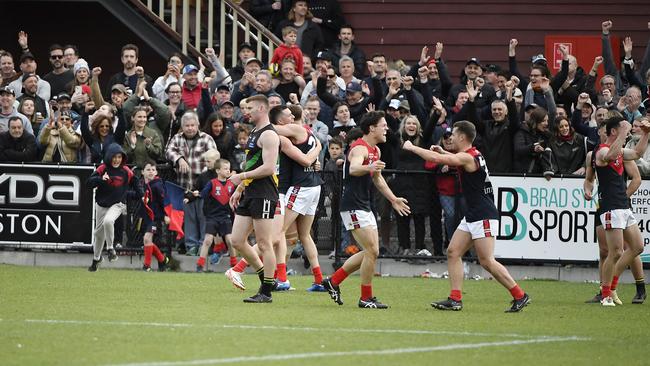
270, 26, 304, 76
192, 159, 236, 271
323, 137, 355, 255
140, 160, 171, 271
86, 143, 141, 272
230, 126, 250, 173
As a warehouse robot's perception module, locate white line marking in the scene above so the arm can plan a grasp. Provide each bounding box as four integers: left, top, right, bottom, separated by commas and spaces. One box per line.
104, 337, 588, 366
22, 319, 540, 338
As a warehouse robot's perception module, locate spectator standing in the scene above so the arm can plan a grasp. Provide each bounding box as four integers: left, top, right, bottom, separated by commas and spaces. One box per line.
152, 53, 184, 102
18, 73, 48, 119
105, 44, 153, 99
123, 106, 164, 169
40, 111, 82, 163
308, 0, 345, 47
249, 0, 290, 34
0, 116, 37, 162
513, 107, 554, 175
227, 42, 256, 83
42, 44, 74, 97
63, 45, 80, 70
275, 0, 324, 59
202, 112, 236, 162
80, 108, 126, 164
272, 58, 305, 102
165, 111, 217, 253
548, 116, 586, 175
10, 32, 51, 101
331, 25, 366, 79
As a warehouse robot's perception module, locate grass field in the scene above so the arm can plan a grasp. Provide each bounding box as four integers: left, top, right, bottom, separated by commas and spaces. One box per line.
0, 264, 647, 366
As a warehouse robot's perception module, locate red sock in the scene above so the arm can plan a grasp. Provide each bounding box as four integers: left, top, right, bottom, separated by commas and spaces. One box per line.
229, 256, 237, 267
361, 284, 373, 301
508, 284, 525, 300
602, 284, 612, 298
276, 263, 287, 282
197, 256, 206, 267
450, 289, 462, 301
611, 276, 619, 291
233, 258, 248, 273
143, 245, 153, 266
331, 267, 349, 286
213, 242, 227, 253
312, 266, 323, 284
151, 244, 165, 262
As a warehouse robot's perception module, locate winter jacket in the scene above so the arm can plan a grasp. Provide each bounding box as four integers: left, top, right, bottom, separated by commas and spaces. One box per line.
389, 132, 431, 215
513, 125, 553, 175
331, 41, 367, 78
317, 76, 382, 122
39, 123, 82, 163
86, 143, 142, 207
549, 133, 586, 175
0, 130, 37, 162
123, 125, 164, 168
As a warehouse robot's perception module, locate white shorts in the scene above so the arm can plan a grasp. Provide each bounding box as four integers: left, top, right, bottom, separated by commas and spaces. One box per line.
601, 209, 637, 230
340, 210, 377, 231
285, 186, 321, 216
275, 193, 285, 216
457, 218, 499, 240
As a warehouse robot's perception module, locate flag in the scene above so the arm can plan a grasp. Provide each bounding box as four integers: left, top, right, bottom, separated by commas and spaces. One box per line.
163, 181, 185, 240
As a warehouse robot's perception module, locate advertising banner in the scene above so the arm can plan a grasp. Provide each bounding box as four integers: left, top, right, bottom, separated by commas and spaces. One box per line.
0, 164, 95, 247
492, 175, 650, 262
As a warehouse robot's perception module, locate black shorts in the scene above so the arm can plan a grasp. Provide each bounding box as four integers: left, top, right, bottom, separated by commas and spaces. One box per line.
205, 218, 233, 237
142, 218, 162, 234
235, 196, 277, 219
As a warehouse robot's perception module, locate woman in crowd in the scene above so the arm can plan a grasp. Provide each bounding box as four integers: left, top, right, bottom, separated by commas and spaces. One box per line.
163, 82, 187, 147
81, 106, 126, 164
329, 102, 356, 139
39, 111, 82, 163
390, 114, 431, 256
513, 107, 553, 175
202, 112, 235, 163
549, 116, 586, 175
18, 96, 45, 136
123, 106, 163, 169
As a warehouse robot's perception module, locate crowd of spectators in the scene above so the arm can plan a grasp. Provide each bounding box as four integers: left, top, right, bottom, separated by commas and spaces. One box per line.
1, 7, 649, 255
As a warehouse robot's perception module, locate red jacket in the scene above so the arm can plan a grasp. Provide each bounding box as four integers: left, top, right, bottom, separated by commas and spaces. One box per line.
271, 44, 304, 76
181, 84, 202, 109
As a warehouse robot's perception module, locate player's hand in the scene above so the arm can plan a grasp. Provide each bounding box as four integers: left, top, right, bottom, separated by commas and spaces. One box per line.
430, 145, 444, 153
391, 197, 411, 216
229, 189, 242, 211
368, 160, 385, 173
229, 173, 243, 186
584, 189, 593, 201
402, 140, 414, 151
164, 216, 171, 225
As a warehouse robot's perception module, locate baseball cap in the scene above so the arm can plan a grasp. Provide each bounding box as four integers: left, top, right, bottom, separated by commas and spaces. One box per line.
215, 84, 230, 92
239, 42, 254, 53
388, 99, 400, 110
398, 99, 410, 111
525, 103, 540, 112
245, 57, 264, 67
111, 84, 127, 94
20, 52, 35, 63
182, 64, 199, 74
531, 54, 547, 65
22, 73, 37, 83
56, 92, 71, 101
0, 85, 15, 96
346, 81, 362, 93
466, 57, 481, 67
219, 100, 235, 108
314, 50, 332, 62
443, 127, 453, 138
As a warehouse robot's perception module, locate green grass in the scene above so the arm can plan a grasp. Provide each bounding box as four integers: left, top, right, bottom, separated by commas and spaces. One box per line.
0, 264, 647, 366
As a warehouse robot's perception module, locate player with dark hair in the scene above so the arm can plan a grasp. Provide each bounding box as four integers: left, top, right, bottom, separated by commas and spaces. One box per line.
322, 111, 410, 309
404, 120, 530, 312
140, 160, 170, 272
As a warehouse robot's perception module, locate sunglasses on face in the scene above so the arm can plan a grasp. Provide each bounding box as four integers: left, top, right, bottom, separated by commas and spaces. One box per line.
50, 55, 64, 59
60, 117, 71, 121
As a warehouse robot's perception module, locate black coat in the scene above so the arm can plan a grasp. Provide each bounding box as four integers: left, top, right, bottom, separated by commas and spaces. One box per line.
389, 133, 431, 214
549, 133, 586, 175
0, 131, 37, 162
275, 19, 324, 58
513, 125, 553, 175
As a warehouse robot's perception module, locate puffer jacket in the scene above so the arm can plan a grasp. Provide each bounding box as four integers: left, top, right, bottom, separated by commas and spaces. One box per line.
39, 124, 82, 163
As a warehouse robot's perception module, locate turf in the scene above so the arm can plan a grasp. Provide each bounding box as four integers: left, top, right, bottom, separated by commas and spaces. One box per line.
0, 264, 647, 366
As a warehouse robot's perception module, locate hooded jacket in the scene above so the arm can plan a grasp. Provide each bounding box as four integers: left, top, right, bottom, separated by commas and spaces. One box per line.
39, 123, 82, 163
86, 143, 141, 207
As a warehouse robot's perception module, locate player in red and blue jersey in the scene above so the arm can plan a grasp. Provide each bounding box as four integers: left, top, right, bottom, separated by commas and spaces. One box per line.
140, 160, 170, 272
404, 120, 530, 312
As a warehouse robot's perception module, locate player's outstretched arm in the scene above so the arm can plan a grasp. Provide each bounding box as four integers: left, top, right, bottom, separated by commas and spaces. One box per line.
403, 140, 470, 167
624, 159, 641, 197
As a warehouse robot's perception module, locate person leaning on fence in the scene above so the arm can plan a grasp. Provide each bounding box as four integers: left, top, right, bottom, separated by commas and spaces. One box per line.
139, 160, 171, 272
0, 116, 37, 163
39, 111, 82, 163
86, 143, 142, 272
165, 111, 217, 253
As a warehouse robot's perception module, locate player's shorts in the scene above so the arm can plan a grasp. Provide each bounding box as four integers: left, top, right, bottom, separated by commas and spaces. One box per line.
275, 193, 286, 216
600, 209, 637, 230
457, 218, 499, 240
285, 186, 321, 216
595, 208, 602, 227
236, 196, 277, 220
142, 218, 162, 234
340, 210, 377, 231
205, 218, 233, 237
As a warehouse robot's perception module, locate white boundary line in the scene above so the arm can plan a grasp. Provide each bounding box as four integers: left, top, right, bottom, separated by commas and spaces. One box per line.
103, 337, 588, 366
22, 319, 545, 339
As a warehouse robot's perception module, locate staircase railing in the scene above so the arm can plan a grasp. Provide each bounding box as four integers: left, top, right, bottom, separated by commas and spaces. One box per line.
137, 0, 281, 68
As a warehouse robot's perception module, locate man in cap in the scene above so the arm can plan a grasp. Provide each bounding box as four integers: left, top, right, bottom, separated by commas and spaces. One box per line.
110, 84, 129, 110
18, 73, 48, 118
0, 86, 32, 135
8, 52, 51, 101
231, 58, 268, 105
228, 42, 256, 83
447, 57, 495, 111
43, 44, 74, 96
181, 64, 202, 109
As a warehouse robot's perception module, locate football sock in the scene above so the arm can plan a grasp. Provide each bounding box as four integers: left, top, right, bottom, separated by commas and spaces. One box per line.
636, 278, 646, 294
312, 266, 323, 284
213, 242, 227, 253
256, 267, 265, 283
276, 263, 287, 282
143, 245, 153, 267
229, 256, 238, 267
261, 277, 275, 296
450, 289, 462, 302
197, 256, 206, 268
360, 284, 373, 301
331, 267, 349, 286
233, 258, 248, 273
611, 276, 619, 291
152, 244, 165, 262
602, 284, 612, 298
509, 284, 525, 300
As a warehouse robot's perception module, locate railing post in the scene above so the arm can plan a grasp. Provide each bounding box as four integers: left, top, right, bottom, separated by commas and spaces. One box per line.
207, 0, 214, 49
171, 0, 177, 32
147, 0, 152, 11
182, 0, 189, 55
257, 29, 263, 57
232, 11, 238, 68
195, 0, 201, 51
220, 1, 226, 65
158, 0, 164, 20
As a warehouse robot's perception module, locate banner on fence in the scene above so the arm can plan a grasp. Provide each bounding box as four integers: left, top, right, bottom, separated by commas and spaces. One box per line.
492, 175, 650, 262
0, 164, 95, 247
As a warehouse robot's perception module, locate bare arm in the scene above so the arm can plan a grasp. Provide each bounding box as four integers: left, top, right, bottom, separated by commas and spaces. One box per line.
348, 146, 375, 177
624, 159, 641, 197
280, 135, 321, 167
231, 129, 279, 185
583, 151, 595, 200
403, 141, 472, 168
